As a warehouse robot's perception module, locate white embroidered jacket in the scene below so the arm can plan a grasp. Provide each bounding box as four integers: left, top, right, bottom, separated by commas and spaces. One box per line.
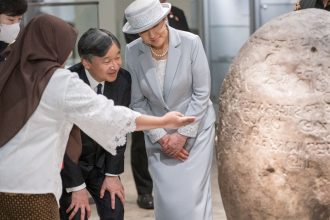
0, 69, 139, 204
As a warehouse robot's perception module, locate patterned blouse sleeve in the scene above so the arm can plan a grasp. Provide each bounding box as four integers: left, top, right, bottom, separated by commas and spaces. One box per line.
63, 74, 141, 155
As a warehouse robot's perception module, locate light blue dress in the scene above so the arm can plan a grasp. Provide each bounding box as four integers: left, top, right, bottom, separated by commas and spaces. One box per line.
126, 26, 216, 220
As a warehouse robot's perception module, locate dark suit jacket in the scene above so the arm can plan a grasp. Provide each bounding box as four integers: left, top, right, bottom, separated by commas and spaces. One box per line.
297, 0, 330, 10
0, 41, 9, 62
124, 5, 190, 44
297, 0, 318, 9
167, 6, 189, 32
61, 63, 131, 189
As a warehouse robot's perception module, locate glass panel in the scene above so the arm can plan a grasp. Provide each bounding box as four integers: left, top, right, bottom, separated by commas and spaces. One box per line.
24, 1, 99, 66
210, 62, 230, 100
207, 0, 250, 117
209, 26, 250, 118
210, 26, 250, 60
259, 3, 296, 25
210, 0, 250, 26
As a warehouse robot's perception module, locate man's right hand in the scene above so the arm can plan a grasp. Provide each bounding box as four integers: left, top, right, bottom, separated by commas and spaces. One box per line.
66, 188, 91, 220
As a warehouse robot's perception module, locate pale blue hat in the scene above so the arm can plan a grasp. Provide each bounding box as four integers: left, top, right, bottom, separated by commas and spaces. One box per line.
123, 0, 171, 34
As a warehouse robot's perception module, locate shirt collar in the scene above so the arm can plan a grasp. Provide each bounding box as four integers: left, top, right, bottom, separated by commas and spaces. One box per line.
85, 69, 105, 92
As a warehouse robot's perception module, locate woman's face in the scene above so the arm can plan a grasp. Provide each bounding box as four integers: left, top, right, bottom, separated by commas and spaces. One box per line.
0, 14, 23, 25
139, 19, 168, 49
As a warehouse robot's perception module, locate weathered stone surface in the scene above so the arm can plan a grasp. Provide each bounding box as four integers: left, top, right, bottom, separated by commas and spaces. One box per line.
217, 9, 330, 220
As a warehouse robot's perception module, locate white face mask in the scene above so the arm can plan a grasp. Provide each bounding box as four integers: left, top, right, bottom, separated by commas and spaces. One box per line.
0, 23, 20, 44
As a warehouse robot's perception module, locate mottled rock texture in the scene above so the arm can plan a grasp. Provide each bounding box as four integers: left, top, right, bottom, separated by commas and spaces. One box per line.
218, 9, 330, 220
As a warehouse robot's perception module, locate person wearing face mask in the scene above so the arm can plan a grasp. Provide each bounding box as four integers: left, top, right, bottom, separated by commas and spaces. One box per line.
0, 0, 27, 60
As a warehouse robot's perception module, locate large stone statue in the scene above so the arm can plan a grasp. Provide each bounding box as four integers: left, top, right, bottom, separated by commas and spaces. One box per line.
218, 9, 330, 220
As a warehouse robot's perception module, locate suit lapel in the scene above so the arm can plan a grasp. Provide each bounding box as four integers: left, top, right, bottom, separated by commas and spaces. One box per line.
103, 81, 114, 100
163, 27, 181, 101
138, 43, 167, 106
76, 64, 90, 86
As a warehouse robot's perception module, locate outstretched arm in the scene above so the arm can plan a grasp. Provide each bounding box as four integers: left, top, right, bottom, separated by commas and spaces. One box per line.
64, 73, 195, 156
135, 111, 195, 131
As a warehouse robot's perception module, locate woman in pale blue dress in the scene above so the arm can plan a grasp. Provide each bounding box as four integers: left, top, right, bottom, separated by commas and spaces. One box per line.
123, 0, 216, 219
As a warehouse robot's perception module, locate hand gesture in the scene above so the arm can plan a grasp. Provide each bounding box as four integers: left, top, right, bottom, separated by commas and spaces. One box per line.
160, 133, 189, 161
100, 176, 125, 209
162, 112, 195, 128
66, 188, 91, 220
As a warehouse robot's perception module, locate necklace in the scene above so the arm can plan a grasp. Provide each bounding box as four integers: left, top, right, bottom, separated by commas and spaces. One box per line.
150, 46, 168, 57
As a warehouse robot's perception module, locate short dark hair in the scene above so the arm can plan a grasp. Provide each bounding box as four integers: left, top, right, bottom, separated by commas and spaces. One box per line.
0, 0, 28, 16
78, 28, 121, 61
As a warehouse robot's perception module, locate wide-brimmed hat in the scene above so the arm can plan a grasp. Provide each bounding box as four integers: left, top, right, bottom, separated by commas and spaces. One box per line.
123, 0, 171, 34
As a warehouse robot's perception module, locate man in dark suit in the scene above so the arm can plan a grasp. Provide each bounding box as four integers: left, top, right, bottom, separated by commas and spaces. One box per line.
123, 0, 190, 210
60, 28, 131, 220
295, 0, 330, 10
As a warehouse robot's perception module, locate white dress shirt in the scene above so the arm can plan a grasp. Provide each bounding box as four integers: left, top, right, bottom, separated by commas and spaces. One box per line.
85, 69, 105, 94
152, 58, 167, 93
0, 68, 140, 205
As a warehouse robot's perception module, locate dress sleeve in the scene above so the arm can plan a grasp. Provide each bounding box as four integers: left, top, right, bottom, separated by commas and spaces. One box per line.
178, 35, 211, 138
63, 74, 141, 155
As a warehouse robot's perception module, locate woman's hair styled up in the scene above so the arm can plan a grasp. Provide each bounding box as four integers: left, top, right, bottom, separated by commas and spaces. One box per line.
78, 28, 121, 61
0, 0, 28, 16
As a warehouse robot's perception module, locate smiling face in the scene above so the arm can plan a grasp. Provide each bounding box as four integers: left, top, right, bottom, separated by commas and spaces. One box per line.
139, 19, 168, 50
0, 14, 22, 24
82, 43, 122, 82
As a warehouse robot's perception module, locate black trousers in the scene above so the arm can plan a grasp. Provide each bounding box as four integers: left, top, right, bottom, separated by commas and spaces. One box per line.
131, 131, 153, 195
59, 168, 124, 220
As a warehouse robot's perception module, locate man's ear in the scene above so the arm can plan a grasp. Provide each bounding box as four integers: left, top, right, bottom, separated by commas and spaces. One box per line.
81, 58, 91, 70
